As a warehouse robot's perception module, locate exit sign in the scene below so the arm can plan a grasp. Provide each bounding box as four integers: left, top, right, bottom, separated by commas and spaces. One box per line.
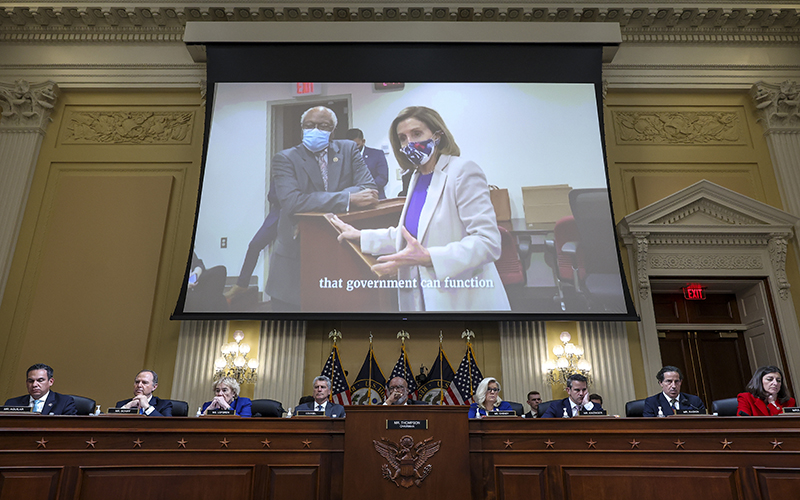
683, 284, 706, 300
294, 83, 321, 96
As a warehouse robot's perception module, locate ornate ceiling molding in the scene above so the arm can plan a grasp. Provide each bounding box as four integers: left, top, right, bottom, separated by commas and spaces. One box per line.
1, 5, 799, 44
0, 80, 59, 132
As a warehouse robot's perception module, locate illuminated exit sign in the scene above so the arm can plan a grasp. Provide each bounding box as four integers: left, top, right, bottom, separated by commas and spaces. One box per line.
294, 83, 321, 96
683, 284, 706, 300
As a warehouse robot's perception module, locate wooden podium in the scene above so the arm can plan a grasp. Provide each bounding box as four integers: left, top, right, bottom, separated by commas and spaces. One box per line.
342, 405, 470, 500
296, 198, 404, 312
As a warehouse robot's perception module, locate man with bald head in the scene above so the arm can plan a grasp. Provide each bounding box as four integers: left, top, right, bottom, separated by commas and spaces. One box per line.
266, 106, 378, 311
383, 376, 429, 405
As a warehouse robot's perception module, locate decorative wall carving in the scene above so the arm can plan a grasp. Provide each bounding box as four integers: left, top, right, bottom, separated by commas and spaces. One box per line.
633, 233, 650, 300
61, 110, 194, 144
647, 234, 771, 246
652, 199, 764, 226
0, 80, 58, 132
649, 254, 763, 270
752, 81, 800, 132
1, 6, 800, 44
768, 236, 791, 299
613, 111, 740, 144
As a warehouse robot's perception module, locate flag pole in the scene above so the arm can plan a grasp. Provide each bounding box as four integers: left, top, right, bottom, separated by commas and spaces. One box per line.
438, 331, 443, 405
368, 332, 373, 405
328, 329, 342, 404
462, 328, 475, 402
397, 330, 410, 385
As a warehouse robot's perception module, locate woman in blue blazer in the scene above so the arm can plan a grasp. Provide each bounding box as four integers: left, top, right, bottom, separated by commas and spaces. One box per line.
469, 377, 514, 418
201, 377, 252, 417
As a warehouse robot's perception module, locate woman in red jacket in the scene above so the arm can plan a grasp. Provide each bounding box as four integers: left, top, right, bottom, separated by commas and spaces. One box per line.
737, 365, 796, 416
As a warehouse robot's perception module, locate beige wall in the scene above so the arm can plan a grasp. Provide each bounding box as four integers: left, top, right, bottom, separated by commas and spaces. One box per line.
0, 89, 204, 409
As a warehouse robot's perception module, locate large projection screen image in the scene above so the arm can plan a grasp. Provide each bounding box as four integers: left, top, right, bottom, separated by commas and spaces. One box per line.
181, 79, 634, 320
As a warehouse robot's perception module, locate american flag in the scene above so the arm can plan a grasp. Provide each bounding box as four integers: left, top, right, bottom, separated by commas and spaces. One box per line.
444, 344, 483, 405
388, 345, 418, 397
321, 344, 351, 405
417, 346, 455, 404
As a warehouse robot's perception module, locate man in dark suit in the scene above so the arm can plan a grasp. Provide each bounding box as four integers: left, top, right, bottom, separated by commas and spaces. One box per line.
4, 363, 76, 415
643, 366, 706, 417
523, 390, 543, 418
266, 106, 378, 311
383, 377, 429, 405
294, 375, 345, 418
115, 370, 172, 416
542, 374, 603, 418
346, 128, 389, 199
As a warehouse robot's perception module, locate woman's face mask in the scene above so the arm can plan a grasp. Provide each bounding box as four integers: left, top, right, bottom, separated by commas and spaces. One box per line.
401, 136, 439, 167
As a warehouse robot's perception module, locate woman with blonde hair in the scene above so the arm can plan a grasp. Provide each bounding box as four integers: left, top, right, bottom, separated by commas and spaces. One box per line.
469, 377, 514, 418
201, 377, 252, 417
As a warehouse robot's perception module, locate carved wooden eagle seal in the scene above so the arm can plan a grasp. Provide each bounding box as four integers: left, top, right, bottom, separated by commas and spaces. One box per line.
372, 435, 441, 488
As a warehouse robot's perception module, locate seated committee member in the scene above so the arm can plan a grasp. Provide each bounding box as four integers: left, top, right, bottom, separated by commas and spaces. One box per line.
737, 365, 796, 416
589, 393, 603, 407
332, 106, 510, 312
542, 374, 603, 418
643, 366, 705, 417
294, 375, 345, 418
4, 363, 76, 415
201, 377, 252, 417
115, 370, 172, 416
523, 390, 543, 418
469, 377, 514, 418
383, 376, 428, 405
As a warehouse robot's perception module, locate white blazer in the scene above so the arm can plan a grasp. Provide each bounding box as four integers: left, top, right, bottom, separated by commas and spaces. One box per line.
361, 155, 510, 312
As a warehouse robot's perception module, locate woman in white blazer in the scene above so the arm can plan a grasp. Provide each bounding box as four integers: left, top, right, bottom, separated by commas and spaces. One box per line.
332, 106, 510, 312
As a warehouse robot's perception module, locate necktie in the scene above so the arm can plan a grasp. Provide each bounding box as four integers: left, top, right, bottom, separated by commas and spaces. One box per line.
33, 399, 43, 413
671, 399, 678, 410
317, 151, 328, 191
317, 404, 323, 412
574, 404, 582, 417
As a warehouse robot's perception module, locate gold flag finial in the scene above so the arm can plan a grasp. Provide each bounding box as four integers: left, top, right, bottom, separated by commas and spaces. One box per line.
328, 329, 342, 345
461, 329, 475, 345
397, 330, 410, 345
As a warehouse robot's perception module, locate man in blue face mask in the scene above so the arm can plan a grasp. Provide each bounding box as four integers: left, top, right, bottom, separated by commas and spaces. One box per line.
266, 106, 378, 311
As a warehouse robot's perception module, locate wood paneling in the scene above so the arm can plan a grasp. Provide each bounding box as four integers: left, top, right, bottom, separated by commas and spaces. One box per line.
268, 466, 318, 500
754, 467, 800, 499
77, 467, 253, 500
0, 468, 61, 500
496, 467, 546, 500
562, 467, 740, 500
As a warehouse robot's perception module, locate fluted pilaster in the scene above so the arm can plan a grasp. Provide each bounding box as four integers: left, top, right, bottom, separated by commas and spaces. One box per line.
499, 321, 549, 406
0, 80, 59, 306
254, 320, 306, 411
578, 321, 636, 417
170, 320, 228, 414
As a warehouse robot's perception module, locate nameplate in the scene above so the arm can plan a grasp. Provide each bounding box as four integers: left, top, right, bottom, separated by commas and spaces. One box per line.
107, 407, 138, 414
579, 410, 608, 416
674, 409, 705, 415
207, 409, 235, 416
0, 405, 32, 413
487, 411, 517, 416
295, 410, 325, 416
387, 420, 428, 430
782, 407, 800, 414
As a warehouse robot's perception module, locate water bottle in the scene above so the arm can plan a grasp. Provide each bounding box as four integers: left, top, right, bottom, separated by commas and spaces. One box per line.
196, 406, 202, 417
562, 407, 569, 418
657, 406, 665, 418
285, 407, 293, 418
94, 404, 101, 416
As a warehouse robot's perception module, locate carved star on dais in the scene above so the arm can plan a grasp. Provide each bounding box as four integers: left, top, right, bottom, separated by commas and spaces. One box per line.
503, 439, 513, 449
133, 438, 143, 448
586, 439, 597, 449
771, 439, 783, 450
674, 439, 685, 450
261, 438, 271, 448
629, 439, 640, 449
36, 438, 48, 449
721, 439, 733, 450
220, 438, 230, 448
302, 439, 312, 448
177, 438, 188, 449
85, 438, 97, 449
544, 439, 555, 449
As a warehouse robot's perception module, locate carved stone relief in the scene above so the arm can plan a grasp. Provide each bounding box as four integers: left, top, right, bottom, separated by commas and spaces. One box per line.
751, 81, 800, 132
633, 232, 650, 300
0, 80, 59, 132
649, 254, 763, 270
612, 111, 741, 144
61, 110, 194, 145
652, 199, 764, 226
768, 235, 791, 299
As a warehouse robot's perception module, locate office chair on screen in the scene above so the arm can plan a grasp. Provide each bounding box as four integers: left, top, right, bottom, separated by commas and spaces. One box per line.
544, 215, 586, 311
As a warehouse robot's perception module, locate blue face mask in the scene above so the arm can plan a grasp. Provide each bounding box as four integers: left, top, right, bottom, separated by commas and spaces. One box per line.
303, 128, 331, 153
401, 136, 439, 167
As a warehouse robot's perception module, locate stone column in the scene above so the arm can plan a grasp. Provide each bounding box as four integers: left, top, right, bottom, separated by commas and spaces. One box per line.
751, 81, 800, 223
0, 80, 59, 305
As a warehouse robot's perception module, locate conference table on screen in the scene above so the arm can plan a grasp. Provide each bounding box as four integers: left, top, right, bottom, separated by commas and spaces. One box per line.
2, 406, 798, 500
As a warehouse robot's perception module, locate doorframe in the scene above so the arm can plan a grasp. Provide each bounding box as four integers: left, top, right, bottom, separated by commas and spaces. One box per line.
618, 180, 800, 396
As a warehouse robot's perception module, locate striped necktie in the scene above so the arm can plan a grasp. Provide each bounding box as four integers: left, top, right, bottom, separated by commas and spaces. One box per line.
317, 151, 328, 191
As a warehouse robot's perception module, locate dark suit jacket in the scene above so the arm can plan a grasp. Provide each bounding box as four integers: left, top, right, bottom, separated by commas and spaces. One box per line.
361, 145, 388, 199
201, 397, 252, 417
541, 397, 603, 418
115, 395, 173, 416
642, 392, 706, 417
523, 409, 543, 418
5, 391, 77, 415
295, 401, 346, 418
266, 140, 377, 307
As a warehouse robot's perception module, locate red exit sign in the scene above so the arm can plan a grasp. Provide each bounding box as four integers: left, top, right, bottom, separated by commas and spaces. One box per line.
294, 83, 321, 96
683, 284, 706, 300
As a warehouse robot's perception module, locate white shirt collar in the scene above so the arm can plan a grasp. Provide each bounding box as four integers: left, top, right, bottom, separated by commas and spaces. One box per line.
30, 391, 50, 405
662, 392, 679, 405
569, 399, 595, 411
314, 400, 327, 410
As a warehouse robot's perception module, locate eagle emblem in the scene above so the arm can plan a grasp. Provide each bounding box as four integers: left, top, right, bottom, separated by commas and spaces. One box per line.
372, 435, 441, 488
